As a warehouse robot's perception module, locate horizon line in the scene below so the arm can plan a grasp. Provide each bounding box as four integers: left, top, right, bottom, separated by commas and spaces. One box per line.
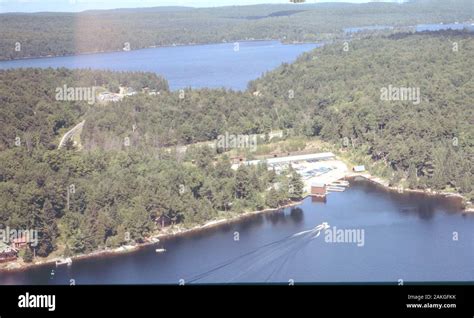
0, 1, 407, 15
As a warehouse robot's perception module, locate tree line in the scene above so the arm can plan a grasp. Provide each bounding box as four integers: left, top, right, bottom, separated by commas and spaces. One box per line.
1, 0, 472, 60
249, 30, 473, 200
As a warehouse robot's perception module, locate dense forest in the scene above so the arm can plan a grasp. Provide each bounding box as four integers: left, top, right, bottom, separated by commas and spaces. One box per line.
0, 70, 303, 259
0, 145, 303, 258
0, 68, 168, 151
83, 30, 473, 199
1, 0, 473, 60
81, 89, 269, 149
250, 30, 473, 199
0, 29, 472, 261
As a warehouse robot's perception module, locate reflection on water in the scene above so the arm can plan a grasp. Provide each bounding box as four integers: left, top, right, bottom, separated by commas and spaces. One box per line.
289, 208, 304, 223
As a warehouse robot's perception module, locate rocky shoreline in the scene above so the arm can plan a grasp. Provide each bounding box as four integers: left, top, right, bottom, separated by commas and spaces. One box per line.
0, 200, 303, 273
1, 171, 471, 273
346, 173, 472, 212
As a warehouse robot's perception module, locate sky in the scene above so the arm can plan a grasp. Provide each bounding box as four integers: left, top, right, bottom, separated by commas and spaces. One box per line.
0, 0, 405, 13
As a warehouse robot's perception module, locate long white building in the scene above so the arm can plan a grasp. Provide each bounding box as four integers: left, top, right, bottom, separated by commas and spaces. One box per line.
242, 152, 335, 167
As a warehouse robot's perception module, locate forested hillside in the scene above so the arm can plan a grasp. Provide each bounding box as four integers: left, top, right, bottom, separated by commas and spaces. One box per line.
250, 30, 473, 198
0, 30, 472, 261
0, 68, 168, 151
81, 89, 270, 149
0, 144, 302, 257
0, 71, 301, 259
82, 30, 473, 199
1, 0, 472, 60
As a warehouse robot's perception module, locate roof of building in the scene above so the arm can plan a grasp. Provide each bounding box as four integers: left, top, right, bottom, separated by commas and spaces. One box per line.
353, 165, 366, 172
245, 152, 335, 166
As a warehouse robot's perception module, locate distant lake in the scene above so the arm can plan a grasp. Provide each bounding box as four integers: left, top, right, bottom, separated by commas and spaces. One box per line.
416, 23, 474, 32
344, 25, 393, 33
343, 23, 474, 34
0, 41, 319, 90
2, 179, 472, 285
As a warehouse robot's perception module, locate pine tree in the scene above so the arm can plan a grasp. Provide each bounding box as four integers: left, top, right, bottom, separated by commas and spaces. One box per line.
407, 163, 418, 189
21, 247, 34, 263
35, 199, 59, 257
266, 188, 280, 209
235, 165, 252, 199
289, 171, 304, 200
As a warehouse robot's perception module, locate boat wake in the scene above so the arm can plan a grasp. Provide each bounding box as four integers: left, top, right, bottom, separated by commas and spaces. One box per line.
185, 223, 329, 284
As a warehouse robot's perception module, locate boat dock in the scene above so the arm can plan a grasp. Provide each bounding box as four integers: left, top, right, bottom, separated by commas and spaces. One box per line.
326, 185, 346, 192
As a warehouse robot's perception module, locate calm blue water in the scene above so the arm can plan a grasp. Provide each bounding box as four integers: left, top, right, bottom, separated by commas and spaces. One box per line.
0, 41, 319, 90
1, 179, 472, 285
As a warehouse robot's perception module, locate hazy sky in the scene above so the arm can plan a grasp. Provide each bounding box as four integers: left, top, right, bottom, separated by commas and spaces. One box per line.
0, 0, 404, 13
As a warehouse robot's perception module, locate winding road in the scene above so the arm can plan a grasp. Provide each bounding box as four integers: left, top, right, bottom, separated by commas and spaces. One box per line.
58, 120, 85, 149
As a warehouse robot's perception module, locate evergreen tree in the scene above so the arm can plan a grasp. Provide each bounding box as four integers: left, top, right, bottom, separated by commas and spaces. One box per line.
35, 199, 58, 257
289, 171, 304, 200
235, 165, 252, 199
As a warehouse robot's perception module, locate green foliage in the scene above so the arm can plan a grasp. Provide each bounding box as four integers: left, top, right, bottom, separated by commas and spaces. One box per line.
1, 29, 472, 260
0, 68, 168, 151
82, 89, 268, 149
289, 171, 304, 200
1, 1, 472, 60
265, 188, 280, 209
19, 247, 34, 263
252, 31, 474, 195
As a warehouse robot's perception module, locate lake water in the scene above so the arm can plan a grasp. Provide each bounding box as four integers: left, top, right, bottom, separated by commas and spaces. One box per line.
344, 23, 474, 34
416, 23, 474, 32
2, 179, 472, 285
344, 25, 394, 33
0, 41, 319, 91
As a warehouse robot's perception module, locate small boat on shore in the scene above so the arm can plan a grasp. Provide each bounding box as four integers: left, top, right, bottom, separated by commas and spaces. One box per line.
155, 248, 166, 253
150, 237, 160, 243
55, 257, 72, 267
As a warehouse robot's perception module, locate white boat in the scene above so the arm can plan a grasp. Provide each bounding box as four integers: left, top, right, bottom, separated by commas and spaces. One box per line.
313, 222, 330, 238
155, 248, 166, 253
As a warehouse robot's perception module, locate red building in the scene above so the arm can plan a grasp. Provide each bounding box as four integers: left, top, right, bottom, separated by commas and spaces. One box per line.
311, 183, 327, 197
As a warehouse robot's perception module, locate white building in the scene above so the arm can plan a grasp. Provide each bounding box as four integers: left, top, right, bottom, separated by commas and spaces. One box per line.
235, 152, 335, 169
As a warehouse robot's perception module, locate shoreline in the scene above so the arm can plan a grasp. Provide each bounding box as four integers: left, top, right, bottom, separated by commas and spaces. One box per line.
0, 39, 320, 63
1, 171, 471, 273
0, 200, 303, 273
346, 173, 472, 212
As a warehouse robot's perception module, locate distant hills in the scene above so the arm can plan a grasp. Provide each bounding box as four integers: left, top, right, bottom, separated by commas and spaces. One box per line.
0, 0, 472, 60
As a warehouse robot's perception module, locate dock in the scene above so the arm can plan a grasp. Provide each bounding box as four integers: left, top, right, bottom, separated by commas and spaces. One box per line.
55, 257, 72, 267
326, 185, 346, 192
